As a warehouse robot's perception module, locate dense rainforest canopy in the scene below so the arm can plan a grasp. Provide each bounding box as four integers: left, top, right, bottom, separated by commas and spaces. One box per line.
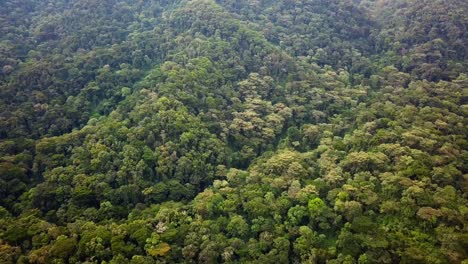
0, 0, 467, 263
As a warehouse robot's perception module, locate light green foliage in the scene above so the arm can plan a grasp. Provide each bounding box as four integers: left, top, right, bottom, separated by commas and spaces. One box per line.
0, 0, 466, 263
308, 197, 327, 218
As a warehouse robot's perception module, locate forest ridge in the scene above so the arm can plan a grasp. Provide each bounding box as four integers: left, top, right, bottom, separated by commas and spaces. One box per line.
0, 0, 467, 263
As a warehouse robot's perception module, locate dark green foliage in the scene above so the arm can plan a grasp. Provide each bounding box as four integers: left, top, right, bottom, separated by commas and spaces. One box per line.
0, 0, 467, 263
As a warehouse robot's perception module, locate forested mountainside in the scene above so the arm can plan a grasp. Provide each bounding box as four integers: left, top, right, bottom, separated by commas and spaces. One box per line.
0, 0, 467, 263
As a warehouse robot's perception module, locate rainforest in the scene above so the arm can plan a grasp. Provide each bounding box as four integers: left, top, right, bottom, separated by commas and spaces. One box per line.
0, 0, 467, 263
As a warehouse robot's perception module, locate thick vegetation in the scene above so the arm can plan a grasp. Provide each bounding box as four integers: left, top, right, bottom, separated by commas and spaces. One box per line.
0, 0, 467, 263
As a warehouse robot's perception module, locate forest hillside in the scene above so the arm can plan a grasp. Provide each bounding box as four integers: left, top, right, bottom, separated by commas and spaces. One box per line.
0, 0, 467, 263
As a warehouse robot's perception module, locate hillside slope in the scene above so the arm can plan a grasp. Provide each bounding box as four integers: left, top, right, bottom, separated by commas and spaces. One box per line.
0, 0, 467, 263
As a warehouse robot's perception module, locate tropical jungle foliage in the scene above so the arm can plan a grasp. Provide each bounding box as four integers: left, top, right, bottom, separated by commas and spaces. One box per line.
0, 0, 467, 263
